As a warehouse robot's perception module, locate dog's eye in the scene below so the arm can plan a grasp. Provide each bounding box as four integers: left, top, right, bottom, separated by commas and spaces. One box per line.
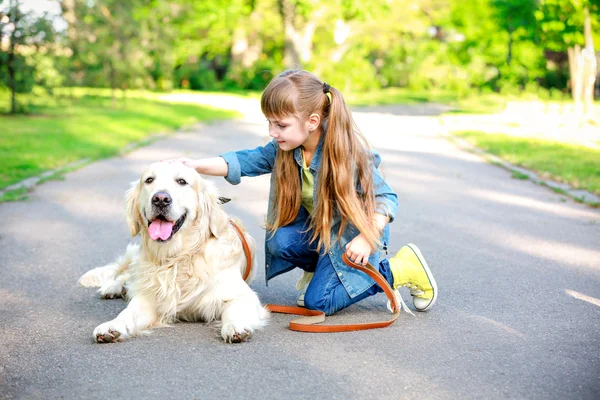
145, 177, 154, 184
177, 178, 187, 186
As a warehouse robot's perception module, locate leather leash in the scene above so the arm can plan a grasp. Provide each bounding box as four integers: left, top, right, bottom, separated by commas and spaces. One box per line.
229, 220, 253, 282
230, 220, 401, 332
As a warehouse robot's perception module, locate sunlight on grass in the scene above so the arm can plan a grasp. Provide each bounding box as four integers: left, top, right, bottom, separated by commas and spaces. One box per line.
345, 87, 589, 115
3, 86, 595, 195
0, 91, 240, 189
455, 131, 600, 195
345, 87, 508, 113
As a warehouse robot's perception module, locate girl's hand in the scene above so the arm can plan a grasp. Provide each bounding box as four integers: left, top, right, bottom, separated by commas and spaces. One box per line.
177, 157, 200, 171
345, 234, 374, 266
175, 157, 229, 177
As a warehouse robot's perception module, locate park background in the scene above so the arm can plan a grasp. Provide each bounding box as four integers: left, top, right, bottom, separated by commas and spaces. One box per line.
0, 0, 599, 203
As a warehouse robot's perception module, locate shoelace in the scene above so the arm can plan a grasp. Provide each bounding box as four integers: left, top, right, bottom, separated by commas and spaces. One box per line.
387, 288, 415, 316
403, 282, 425, 296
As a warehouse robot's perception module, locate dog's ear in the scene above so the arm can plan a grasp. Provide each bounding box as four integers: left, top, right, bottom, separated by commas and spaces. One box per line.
125, 181, 142, 237
209, 202, 230, 239
199, 180, 229, 238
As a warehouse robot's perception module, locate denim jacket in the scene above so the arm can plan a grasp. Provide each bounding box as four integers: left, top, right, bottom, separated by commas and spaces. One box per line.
220, 137, 398, 298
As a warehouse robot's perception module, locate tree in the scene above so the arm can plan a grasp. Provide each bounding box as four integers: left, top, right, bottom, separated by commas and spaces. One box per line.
536, 0, 600, 52
60, 0, 180, 101
491, 0, 538, 66
568, 7, 597, 118
536, 0, 599, 93
0, 0, 56, 113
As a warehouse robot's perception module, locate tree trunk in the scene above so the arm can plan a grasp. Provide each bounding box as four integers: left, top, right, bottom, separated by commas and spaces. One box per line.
582, 7, 596, 116
108, 61, 117, 109
568, 8, 597, 121
277, 0, 318, 69
507, 26, 513, 66
330, 20, 351, 63
8, 0, 19, 114
568, 46, 580, 101
231, 9, 263, 69
8, 36, 16, 114
60, 0, 80, 84
278, 0, 301, 69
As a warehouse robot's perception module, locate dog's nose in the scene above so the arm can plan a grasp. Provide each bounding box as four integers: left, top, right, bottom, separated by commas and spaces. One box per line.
152, 191, 172, 207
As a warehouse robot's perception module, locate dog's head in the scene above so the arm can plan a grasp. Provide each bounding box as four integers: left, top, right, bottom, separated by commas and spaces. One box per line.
125, 161, 228, 245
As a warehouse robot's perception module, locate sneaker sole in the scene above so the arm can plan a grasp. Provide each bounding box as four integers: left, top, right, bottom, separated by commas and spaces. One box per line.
407, 243, 438, 311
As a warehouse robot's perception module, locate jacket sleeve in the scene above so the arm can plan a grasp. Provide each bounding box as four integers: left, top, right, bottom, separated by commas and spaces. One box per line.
219, 140, 278, 185
371, 150, 398, 222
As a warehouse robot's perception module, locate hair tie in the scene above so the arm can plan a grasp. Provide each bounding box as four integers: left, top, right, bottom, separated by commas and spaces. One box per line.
322, 82, 331, 94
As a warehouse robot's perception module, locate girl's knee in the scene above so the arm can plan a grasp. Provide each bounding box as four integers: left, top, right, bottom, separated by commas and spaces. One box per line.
304, 291, 336, 316
266, 231, 291, 258
303, 294, 325, 313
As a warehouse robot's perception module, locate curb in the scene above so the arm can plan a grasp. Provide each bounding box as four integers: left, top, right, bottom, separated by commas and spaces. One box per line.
442, 131, 600, 207
0, 158, 91, 199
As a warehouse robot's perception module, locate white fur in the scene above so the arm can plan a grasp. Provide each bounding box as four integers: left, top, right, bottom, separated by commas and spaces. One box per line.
80, 162, 268, 343
79, 243, 138, 298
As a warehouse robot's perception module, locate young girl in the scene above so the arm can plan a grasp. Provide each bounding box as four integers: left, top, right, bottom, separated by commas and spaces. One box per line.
182, 69, 437, 316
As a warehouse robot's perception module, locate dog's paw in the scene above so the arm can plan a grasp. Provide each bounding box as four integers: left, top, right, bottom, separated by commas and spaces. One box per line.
79, 263, 119, 288
93, 320, 129, 343
221, 323, 253, 344
99, 280, 127, 299
78, 269, 103, 288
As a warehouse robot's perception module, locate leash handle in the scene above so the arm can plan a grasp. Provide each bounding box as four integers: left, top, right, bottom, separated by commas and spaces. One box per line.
266, 254, 401, 333
230, 219, 401, 332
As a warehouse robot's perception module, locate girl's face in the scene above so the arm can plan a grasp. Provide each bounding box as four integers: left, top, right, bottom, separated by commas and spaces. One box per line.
267, 115, 311, 151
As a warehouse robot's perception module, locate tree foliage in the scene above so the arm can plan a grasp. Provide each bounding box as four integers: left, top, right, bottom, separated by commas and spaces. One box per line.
0, 0, 58, 113
1, 0, 599, 107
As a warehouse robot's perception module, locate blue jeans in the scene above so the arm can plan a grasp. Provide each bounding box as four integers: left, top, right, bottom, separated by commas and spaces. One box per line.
266, 207, 394, 316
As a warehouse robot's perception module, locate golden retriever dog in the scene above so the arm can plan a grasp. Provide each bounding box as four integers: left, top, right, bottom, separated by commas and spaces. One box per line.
79, 161, 268, 343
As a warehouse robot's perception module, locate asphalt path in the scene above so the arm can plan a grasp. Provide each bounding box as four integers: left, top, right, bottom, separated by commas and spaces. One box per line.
1, 105, 599, 399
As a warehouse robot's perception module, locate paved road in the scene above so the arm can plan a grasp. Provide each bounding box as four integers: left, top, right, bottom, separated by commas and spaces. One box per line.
1, 105, 599, 399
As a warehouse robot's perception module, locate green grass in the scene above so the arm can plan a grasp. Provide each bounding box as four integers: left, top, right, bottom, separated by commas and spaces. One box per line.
3, 85, 596, 200
0, 89, 240, 190
511, 170, 530, 180
0, 187, 29, 202
454, 131, 600, 196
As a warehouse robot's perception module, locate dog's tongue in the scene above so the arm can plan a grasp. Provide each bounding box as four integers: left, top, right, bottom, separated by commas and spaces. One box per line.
148, 219, 174, 241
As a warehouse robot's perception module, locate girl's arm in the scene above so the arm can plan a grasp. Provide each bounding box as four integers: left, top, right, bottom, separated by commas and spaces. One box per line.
345, 213, 390, 266
179, 140, 277, 184
346, 150, 396, 266
372, 150, 398, 223
374, 212, 390, 232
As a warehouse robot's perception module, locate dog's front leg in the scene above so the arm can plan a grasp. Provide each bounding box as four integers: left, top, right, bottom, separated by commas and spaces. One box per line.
220, 292, 268, 343
93, 295, 157, 343
79, 243, 139, 299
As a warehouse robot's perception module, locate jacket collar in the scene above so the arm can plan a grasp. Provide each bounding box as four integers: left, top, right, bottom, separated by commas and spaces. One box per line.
293, 124, 326, 172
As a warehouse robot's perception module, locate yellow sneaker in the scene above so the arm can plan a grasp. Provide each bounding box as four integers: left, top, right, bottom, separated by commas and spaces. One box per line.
389, 243, 437, 311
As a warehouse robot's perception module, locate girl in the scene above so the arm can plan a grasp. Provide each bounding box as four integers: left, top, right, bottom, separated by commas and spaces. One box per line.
183, 69, 437, 316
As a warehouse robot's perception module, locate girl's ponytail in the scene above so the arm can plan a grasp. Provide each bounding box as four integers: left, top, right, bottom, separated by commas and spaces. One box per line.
314, 85, 379, 252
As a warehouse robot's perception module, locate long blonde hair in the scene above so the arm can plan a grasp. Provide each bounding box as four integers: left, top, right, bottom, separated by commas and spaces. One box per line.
261, 70, 380, 252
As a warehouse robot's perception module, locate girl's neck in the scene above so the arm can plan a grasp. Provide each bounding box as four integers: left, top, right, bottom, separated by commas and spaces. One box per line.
301, 128, 322, 156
